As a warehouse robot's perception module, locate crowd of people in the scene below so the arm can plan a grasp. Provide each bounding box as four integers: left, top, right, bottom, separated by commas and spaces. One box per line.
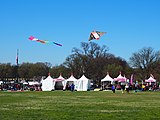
0, 82, 41, 91
102, 82, 160, 93
0, 80, 159, 92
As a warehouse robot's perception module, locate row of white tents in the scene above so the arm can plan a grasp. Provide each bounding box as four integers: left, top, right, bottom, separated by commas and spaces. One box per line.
39, 72, 158, 91
41, 72, 128, 91
41, 74, 91, 91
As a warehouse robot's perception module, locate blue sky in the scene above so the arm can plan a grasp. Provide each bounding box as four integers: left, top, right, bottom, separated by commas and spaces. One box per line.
0, 0, 160, 66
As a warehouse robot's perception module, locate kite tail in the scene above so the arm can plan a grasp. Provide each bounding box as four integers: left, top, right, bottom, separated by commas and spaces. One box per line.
53, 42, 62, 46
29, 36, 62, 46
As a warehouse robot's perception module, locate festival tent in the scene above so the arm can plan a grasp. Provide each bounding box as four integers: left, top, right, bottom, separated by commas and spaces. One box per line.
77, 75, 90, 91
54, 74, 66, 90
145, 76, 156, 83
114, 73, 126, 83
101, 73, 114, 82
101, 72, 114, 90
41, 75, 55, 91
64, 74, 78, 90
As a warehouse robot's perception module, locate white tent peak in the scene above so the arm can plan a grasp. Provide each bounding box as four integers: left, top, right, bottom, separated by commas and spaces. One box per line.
148, 76, 155, 80
46, 75, 54, 80
114, 73, 123, 80
145, 76, 156, 82
114, 73, 126, 82
101, 73, 113, 82
55, 74, 65, 81
67, 74, 77, 81
117, 73, 123, 78
79, 75, 90, 81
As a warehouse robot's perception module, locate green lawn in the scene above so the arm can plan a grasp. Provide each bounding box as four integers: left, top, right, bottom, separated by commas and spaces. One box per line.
0, 91, 160, 120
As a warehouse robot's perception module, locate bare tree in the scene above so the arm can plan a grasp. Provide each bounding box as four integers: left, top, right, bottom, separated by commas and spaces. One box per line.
129, 47, 160, 79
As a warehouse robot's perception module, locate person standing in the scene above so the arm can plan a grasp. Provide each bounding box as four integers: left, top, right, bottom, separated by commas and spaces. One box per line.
111, 84, 116, 93
121, 85, 125, 93
125, 84, 129, 93
70, 83, 75, 92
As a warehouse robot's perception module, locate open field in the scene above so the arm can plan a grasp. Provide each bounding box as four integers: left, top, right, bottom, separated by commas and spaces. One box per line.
0, 91, 160, 120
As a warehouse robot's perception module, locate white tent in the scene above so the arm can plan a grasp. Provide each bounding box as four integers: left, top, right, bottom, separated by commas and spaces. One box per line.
65, 74, 78, 90
145, 76, 156, 83
41, 75, 55, 91
114, 73, 126, 83
101, 73, 114, 90
54, 74, 66, 90
101, 73, 114, 82
77, 75, 90, 91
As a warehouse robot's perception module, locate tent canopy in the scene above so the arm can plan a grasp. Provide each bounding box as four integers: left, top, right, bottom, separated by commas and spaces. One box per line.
145, 76, 156, 83
101, 73, 114, 82
114, 73, 126, 82
54, 74, 65, 81
66, 74, 77, 82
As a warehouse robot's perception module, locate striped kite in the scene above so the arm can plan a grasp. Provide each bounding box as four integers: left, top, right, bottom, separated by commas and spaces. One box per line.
88, 31, 106, 41
29, 36, 62, 46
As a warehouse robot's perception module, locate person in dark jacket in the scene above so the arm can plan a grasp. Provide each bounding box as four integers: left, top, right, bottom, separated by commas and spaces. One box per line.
70, 83, 75, 92
111, 84, 116, 93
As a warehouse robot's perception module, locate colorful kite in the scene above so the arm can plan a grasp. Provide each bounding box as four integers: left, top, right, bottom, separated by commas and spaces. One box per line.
88, 31, 106, 41
28, 36, 62, 46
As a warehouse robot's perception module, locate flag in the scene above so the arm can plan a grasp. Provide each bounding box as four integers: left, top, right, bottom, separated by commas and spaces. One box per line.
16, 49, 19, 65
130, 74, 133, 85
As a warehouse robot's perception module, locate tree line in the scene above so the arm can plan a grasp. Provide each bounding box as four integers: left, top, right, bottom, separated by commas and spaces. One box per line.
0, 42, 160, 84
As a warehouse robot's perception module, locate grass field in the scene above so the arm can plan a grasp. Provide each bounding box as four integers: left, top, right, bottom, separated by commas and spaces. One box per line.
0, 90, 160, 120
